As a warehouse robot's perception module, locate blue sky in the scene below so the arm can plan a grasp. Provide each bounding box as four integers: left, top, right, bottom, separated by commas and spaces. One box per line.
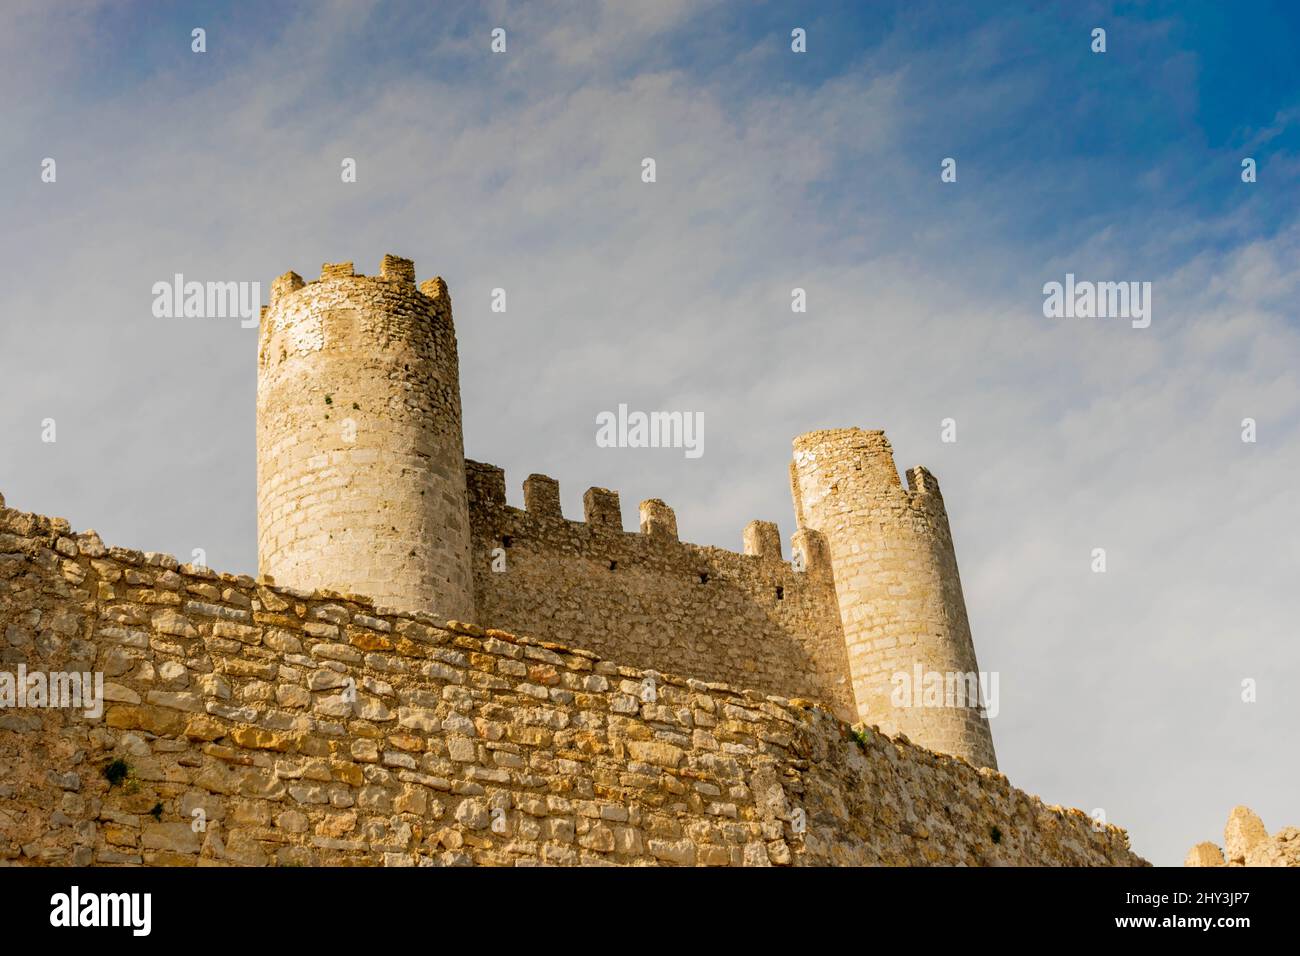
1, 0, 1298, 866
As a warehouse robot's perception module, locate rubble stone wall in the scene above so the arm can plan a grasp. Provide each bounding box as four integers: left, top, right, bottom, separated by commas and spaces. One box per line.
0, 498, 1143, 867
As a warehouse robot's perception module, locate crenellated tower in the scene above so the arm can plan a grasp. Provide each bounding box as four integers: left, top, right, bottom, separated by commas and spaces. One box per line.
790, 428, 997, 769
256, 255, 475, 621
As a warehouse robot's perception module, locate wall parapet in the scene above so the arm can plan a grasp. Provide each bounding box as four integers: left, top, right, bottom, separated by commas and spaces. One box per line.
463, 460, 853, 720
465, 459, 824, 578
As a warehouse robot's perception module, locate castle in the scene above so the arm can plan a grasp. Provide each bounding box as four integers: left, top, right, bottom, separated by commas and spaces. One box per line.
0, 255, 1152, 867
257, 255, 997, 770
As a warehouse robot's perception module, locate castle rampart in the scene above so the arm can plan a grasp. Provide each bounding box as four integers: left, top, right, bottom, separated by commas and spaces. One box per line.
463, 460, 857, 722
0, 499, 1142, 866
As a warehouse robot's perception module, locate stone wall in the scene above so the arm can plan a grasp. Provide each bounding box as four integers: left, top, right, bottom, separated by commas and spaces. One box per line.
0, 497, 1143, 866
466, 460, 858, 723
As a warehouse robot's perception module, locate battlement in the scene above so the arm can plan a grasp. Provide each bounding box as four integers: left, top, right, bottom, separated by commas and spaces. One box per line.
380, 253, 416, 284
792, 426, 889, 449
464, 459, 824, 577
791, 429, 951, 523
461, 458, 852, 720
904, 465, 949, 514
269, 270, 304, 303
268, 255, 432, 306
582, 487, 622, 532
640, 499, 677, 541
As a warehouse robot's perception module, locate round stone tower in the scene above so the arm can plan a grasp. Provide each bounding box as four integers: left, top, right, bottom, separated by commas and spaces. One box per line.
790, 428, 997, 769
257, 255, 475, 621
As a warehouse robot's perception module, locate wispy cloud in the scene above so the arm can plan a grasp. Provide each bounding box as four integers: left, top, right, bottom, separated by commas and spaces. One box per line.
1, 0, 1296, 864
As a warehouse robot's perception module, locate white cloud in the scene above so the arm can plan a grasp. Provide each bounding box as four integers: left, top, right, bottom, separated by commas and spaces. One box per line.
0, 1, 1295, 865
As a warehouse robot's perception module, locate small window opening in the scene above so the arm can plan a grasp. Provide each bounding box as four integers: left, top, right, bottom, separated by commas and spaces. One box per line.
502, 535, 513, 549
775, 586, 784, 601
698, 572, 709, 584
609, 560, 617, 571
